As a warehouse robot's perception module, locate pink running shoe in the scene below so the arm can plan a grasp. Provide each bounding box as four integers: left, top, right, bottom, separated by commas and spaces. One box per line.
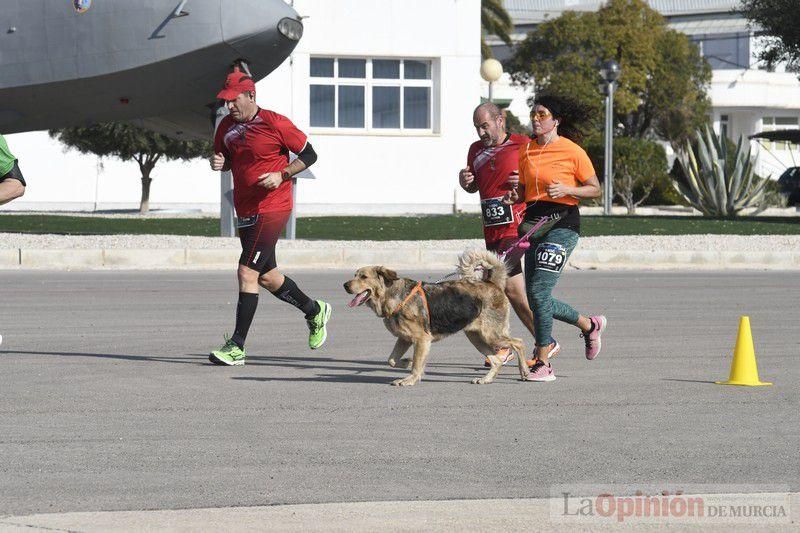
526, 361, 555, 382
526, 339, 560, 367
582, 315, 607, 360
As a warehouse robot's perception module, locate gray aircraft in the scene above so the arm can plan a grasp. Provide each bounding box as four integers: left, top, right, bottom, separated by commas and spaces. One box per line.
0, 0, 303, 139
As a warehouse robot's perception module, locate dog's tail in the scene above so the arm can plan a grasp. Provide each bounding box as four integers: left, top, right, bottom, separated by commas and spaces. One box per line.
457, 249, 508, 290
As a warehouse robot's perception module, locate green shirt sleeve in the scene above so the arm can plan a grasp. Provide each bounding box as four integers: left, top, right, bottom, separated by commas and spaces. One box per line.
0, 135, 17, 176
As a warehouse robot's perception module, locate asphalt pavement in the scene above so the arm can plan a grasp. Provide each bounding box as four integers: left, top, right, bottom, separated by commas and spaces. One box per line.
0, 269, 797, 526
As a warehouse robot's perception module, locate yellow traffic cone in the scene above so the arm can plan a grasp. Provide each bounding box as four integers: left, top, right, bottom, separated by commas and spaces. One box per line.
716, 316, 772, 387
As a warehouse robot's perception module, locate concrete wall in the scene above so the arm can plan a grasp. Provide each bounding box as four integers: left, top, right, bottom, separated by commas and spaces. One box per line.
261, 0, 482, 215
709, 69, 800, 178
3, 131, 217, 212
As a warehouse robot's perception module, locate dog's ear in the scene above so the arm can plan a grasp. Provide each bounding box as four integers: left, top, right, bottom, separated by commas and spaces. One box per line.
377, 266, 398, 283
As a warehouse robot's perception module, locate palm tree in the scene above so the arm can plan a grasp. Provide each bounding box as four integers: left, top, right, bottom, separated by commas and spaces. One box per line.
482, 0, 513, 59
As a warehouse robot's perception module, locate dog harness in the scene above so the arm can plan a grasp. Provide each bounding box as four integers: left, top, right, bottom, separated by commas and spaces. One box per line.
388, 281, 431, 327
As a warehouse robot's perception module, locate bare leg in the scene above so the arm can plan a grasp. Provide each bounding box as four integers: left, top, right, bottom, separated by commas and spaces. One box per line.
575, 314, 592, 333
238, 264, 261, 293
257, 268, 285, 292
0, 180, 25, 206
505, 273, 536, 339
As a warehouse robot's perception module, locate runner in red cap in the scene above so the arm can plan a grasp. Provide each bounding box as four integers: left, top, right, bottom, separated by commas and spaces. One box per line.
208, 69, 331, 366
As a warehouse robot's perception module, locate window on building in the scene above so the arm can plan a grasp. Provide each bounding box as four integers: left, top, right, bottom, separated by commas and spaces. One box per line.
719, 114, 729, 141
762, 116, 799, 151
309, 57, 434, 132
693, 33, 750, 70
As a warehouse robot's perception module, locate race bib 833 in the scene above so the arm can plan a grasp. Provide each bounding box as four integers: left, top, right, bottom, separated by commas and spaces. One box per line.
481, 196, 513, 227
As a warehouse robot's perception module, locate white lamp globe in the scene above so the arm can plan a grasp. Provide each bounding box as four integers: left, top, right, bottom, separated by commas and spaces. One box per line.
480, 58, 503, 83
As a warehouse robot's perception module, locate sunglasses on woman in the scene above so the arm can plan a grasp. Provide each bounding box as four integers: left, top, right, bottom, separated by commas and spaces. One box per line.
531, 110, 553, 121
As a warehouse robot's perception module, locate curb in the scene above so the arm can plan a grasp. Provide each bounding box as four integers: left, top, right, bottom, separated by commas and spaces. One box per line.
4, 493, 798, 531
570, 250, 800, 270
2, 247, 800, 270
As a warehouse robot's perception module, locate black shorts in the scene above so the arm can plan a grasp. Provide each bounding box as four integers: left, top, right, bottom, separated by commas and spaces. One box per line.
1, 160, 26, 186
238, 210, 291, 274
488, 237, 523, 277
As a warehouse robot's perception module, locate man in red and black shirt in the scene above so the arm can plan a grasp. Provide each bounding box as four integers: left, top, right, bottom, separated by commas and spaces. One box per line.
208, 69, 331, 366
459, 103, 536, 354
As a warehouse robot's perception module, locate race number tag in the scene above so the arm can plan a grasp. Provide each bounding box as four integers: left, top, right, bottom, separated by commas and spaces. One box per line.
481, 196, 513, 227
236, 215, 259, 229
534, 242, 567, 273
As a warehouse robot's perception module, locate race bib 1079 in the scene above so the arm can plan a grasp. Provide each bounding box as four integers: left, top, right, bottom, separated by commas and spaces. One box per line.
534, 242, 567, 272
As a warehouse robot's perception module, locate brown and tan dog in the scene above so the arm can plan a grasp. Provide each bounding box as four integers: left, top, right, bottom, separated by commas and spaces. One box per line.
343, 249, 529, 386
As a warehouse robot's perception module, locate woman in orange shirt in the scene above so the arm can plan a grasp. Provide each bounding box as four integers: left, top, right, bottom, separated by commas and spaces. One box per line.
504, 95, 607, 382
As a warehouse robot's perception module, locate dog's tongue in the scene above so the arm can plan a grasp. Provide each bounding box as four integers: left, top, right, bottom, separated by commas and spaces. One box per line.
349, 290, 369, 308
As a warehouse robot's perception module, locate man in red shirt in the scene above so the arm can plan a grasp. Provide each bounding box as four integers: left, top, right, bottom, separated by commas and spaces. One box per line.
459, 103, 536, 362
208, 69, 331, 366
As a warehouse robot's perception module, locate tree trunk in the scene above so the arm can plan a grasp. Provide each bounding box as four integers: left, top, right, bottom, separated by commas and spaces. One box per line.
137, 156, 157, 215
616, 172, 636, 214
140, 174, 152, 214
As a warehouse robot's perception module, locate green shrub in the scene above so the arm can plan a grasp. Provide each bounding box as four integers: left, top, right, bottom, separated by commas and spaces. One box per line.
588, 138, 673, 213
673, 126, 768, 216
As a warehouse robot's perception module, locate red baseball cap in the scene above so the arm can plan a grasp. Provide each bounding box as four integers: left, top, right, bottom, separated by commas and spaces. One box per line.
216, 70, 256, 100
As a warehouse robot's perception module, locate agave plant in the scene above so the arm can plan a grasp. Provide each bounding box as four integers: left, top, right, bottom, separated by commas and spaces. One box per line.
673, 125, 768, 216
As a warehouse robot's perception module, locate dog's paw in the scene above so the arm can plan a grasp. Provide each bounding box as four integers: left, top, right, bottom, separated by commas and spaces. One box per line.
387, 358, 412, 369
471, 377, 493, 385
392, 375, 420, 386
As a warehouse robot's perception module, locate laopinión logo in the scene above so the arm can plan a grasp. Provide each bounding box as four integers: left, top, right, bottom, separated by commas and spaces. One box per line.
550, 484, 791, 524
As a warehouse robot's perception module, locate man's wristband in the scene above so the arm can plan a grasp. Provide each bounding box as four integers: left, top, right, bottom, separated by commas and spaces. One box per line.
281, 170, 291, 182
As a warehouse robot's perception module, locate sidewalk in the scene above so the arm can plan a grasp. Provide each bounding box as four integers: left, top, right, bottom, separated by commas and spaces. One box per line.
1, 493, 796, 532
1, 234, 800, 270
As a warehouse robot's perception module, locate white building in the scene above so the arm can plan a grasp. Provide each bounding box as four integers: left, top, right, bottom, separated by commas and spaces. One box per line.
487, 0, 800, 179
3, 0, 482, 215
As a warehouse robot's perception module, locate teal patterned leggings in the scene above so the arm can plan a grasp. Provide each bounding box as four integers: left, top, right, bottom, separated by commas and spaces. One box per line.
523, 227, 581, 347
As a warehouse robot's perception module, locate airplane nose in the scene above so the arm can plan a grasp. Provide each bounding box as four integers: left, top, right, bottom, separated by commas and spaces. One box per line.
221, 0, 302, 73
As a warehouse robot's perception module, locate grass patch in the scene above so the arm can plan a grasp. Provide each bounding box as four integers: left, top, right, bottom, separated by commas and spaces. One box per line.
579, 215, 800, 237
297, 215, 483, 240
0, 215, 219, 236
0, 213, 798, 239
298, 215, 800, 239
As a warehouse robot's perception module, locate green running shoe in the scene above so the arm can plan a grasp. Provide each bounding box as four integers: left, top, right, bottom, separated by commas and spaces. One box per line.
209, 335, 246, 366
307, 300, 332, 350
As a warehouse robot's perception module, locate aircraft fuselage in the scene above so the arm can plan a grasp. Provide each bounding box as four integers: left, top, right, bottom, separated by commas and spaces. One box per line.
0, 0, 302, 139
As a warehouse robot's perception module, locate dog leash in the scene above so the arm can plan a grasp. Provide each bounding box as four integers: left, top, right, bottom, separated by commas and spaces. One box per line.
430, 217, 549, 285
432, 271, 460, 284
497, 216, 550, 265
432, 266, 485, 284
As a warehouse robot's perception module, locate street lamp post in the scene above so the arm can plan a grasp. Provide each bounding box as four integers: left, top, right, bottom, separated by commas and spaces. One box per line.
214, 103, 235, 237
480, 58, 503, 103
600, 59, 620, 216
